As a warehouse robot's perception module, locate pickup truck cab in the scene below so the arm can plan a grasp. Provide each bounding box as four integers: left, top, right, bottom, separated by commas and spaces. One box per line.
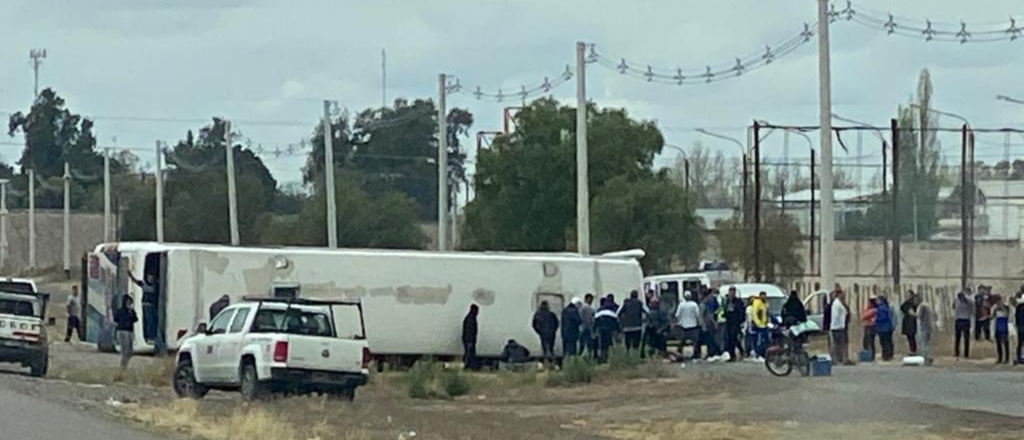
0, 285, 49, 377
173, 297, 370, 401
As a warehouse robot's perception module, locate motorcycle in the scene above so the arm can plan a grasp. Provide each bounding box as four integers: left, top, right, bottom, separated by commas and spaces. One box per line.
764, 321, 818, 377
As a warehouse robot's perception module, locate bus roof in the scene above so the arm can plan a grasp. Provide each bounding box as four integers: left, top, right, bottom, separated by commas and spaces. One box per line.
93, 242, 644, 266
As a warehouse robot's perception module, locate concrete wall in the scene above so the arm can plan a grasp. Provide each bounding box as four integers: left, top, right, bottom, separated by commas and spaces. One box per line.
1, 209, 112, 273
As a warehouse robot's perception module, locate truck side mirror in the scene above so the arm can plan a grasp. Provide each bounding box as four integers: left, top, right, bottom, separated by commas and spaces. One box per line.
196, 323, 208, 334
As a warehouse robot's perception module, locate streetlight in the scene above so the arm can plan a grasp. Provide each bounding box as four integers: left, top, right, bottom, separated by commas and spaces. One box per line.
664, 144, 690, 196
996, 94, 1024, 106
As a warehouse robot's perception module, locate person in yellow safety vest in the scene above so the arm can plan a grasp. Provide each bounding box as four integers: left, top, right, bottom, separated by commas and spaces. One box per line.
752, 292, 770, 359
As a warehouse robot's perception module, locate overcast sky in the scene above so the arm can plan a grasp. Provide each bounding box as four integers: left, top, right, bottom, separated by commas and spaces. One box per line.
3, 0, 1023, 189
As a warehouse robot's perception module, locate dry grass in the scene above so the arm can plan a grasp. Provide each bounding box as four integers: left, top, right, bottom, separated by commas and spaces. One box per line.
602, 421, 1016, 440
50, 355, 176, 387
124, 399, 370, 440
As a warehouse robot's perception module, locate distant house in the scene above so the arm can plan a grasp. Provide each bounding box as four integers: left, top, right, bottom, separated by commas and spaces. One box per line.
773, 189, 876, 237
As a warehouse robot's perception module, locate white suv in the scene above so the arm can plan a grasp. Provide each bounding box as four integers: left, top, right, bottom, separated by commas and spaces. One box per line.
0, 283, 49, 377
173, 297, 370, 401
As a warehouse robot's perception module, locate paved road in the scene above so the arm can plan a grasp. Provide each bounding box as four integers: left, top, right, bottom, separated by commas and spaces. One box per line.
0, 378, 168, 440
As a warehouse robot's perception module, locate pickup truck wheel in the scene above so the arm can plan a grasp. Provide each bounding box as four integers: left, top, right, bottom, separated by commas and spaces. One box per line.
327, 387, 355, 402
240, 363, 266, 401
173, 360, 208, 399
29, 356, 48, 377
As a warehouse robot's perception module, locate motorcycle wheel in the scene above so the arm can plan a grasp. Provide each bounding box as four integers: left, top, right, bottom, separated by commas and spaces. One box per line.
794, 351, 811, 377
764, 348, 793, 377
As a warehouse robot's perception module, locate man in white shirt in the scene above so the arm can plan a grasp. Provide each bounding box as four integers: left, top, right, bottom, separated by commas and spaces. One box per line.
830, 290, 850, 365
674, 291, 702, 361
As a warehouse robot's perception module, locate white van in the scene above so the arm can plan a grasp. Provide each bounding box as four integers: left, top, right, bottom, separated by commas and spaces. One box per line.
720, 283, 787, 317
644, 273, 711, 315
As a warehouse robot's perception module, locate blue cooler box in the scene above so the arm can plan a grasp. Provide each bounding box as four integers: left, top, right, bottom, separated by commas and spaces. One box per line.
858, 350, 873, 363
811, 358, 832, 377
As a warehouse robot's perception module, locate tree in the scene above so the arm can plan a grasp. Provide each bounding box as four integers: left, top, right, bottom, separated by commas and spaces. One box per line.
462, 98, 703, 271
718, 210, 804, 283
670, 142, 736, 209
841, 69, 943, 240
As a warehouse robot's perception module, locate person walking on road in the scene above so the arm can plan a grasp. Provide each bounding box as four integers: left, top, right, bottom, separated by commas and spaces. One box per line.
830, 290, 851, 365
993, 295, 1011, 365
561, 299, 583, 357
462, 304, 480, 371
674, 291, 702, 362
113, 295, 139, 372
618, 291, 646, 353
64, 285, 82, 342
723, 287, 746, 362
875, 296, 895, 361
579, 294, 596, 357
594, 298, 619, 363
532, 301, 559, 364
917, 299, 936, 366
900, 291, 919, 354
954, 289, 974, 359
861, 297, 878, 361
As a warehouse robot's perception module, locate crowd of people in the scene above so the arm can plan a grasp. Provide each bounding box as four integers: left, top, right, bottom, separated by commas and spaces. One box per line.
461, 286, 796, 369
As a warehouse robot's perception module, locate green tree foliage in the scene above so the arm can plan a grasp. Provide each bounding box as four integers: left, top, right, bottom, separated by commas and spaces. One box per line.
462, 98, 702, 272
842, 69, 943, 240
718, 211, 804, 283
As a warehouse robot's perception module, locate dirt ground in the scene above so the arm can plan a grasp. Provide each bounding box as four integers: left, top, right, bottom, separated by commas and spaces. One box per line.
2, 340, 1023, 440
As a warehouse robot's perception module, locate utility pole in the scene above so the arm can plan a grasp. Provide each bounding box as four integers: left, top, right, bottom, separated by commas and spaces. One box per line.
0, 179, 8, 270
29, 49, 46, 98
323, 101, 339, 249
960, 124, 968, 291
225, 121, 239, 246
103, 148, 111, 242
684, 159, 690, 197
63, 162, 70, 278
155, 141, 165, 243
381, 49, 387, 109
817, 0, 836, 291
753, 121, 762, 282
28, 169, 35, 269
437, 74, 449, 251
969, 131, 976, 282
576, 41, 590, 255
810, 149, 816, 274
891, 119, 901, 289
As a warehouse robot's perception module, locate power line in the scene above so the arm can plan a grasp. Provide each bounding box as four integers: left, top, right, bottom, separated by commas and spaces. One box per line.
446, 64, 574, 102
840, 1, 1023, 43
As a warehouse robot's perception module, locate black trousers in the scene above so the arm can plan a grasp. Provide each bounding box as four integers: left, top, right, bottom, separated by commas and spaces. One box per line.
996, 332, 1010, 364
463, 341, 478, 370
975, 319, 991, 341
563, 335, 579, 357
862, 327, 876, 360
597, 329, 614, 362
904, 332, 918, 354
540, 335, 556, 361
955, 319, 971, 358
1017, 327, 1024, 363
624, 330, 642, 351
723, 325, 741, 359
878, 331, 894, 361
65, 316, 82, 342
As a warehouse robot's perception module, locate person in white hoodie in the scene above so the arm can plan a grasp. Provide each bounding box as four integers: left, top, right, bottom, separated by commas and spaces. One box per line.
674, 291, 702, 361
829, 290, 851, 365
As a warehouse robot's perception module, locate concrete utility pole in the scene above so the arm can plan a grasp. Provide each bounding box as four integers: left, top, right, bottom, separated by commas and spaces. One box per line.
437, 74, 449, 251
63, 162, 70, 278
575, 41, 590, 255
323, 101, 338, 249
103, 148, 111, 242
225, 121, 240, 246
155, 141, 165, 243
0, 179, 8, 269
29, 49, 46, 98
28, 169, 35, 269
817, 0, 836, 290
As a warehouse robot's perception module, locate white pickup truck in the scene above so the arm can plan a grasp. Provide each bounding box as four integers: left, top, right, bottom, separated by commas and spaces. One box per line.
0, 282, 49, 377
173, 297, 370, 401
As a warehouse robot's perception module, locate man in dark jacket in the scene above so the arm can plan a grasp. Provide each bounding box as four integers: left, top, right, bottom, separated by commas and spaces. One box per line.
618, 291, 645, 352
209, 295, 231, 322
723, 287, 746, 361
532, 301, 559, 363
561, 300, 583, 357
594, 298, 619, 363
900, 291, 919, 354
1015, 292, 1024, 365
462, 304, 480, 370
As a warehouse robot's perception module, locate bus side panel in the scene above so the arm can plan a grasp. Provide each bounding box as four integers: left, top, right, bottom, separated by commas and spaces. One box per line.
84, 251, 122, 350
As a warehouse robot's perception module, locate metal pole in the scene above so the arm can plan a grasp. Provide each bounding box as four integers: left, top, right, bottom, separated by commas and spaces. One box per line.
810, 149, 816, 274
0, 180, 8, 269
155, 141, 164, 243
575, 41, 590, 255
225, 120, 239, 246
960, 124, 968, 291
323, 101, 338, 249
684, 159, 690, 197
882, 139, 889, 277
969, 131, 976, 281
891, 119, 901, 289
103, 148, 111, 242
742, 153, 749, 282
817, 0, 836, 290
753, 121, 761, 282
437, 73, 449, 251
28, 169, 35, 269
63, 162, 70, 278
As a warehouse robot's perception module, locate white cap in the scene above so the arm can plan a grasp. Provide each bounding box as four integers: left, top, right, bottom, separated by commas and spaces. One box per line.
683, 291, 692, 300
571, 297, 582, 305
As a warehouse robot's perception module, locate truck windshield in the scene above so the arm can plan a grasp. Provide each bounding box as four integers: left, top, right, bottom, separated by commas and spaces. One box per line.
0, 297, 38, 317
250, 308, 333, 337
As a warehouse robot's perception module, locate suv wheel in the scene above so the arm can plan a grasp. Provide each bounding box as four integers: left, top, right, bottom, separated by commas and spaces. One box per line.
240, 363, 266, 401
29, 355, 48, 377
173, 359, 208, 399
